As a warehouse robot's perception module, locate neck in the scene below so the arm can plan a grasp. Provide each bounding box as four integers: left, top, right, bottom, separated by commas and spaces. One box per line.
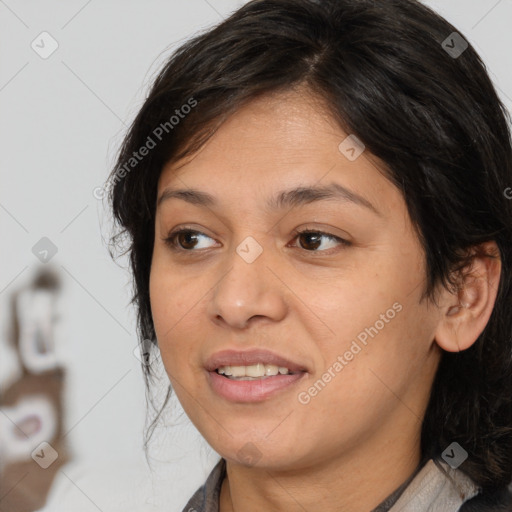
219, 426, 422, 512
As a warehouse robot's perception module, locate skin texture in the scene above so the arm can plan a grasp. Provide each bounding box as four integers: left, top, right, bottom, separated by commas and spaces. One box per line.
149, 87, 501, 512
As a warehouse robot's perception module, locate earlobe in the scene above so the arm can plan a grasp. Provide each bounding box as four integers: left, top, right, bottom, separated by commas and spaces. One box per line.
434, 241, 501, 353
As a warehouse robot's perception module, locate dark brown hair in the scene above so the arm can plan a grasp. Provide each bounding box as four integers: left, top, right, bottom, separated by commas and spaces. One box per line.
108, 0, 512, 491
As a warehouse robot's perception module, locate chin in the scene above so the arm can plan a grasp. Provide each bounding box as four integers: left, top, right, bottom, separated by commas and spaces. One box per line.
215, 437, 301, 469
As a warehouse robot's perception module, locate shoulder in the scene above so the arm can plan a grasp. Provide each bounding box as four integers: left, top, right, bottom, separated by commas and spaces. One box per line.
459, 485, 512, 511
180, 458, 226, 512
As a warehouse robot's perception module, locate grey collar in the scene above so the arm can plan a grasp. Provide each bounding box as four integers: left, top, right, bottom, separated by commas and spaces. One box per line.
388, 459, 480, 512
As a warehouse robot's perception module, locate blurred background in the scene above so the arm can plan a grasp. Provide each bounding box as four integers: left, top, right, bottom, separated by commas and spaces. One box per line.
0, 1, 511, 511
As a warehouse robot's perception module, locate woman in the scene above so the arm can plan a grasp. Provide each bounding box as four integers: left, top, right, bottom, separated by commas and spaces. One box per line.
108, 0, 512, 510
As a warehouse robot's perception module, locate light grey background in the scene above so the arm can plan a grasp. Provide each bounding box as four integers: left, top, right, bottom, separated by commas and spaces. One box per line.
0, 1, 510, 511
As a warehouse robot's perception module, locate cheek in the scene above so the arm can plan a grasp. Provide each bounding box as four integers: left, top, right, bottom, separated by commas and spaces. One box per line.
328, 299, 437, 410
149, 247, 200, 331
148, 240, 221, 427
296, 305, 436, 451
304, 267, 403, 355
149, 257, 213, 379
308, 269, 436, 400
296, 239, 424, 346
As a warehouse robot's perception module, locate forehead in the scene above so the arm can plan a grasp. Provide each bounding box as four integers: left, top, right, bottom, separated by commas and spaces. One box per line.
157, 89, 398, 219
165, 89, 344, 171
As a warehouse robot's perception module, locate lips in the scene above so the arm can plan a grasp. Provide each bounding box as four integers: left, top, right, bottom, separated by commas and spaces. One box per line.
204, 348, 308, 374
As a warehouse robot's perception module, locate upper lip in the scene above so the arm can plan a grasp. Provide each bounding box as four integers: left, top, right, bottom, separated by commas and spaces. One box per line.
204, 349, 308, 373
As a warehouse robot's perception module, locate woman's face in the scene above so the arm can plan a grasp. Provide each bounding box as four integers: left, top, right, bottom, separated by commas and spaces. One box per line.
150, 89, 443, 470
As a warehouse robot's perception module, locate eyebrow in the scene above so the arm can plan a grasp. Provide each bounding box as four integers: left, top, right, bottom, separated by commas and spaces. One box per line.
157, 182, 381, 216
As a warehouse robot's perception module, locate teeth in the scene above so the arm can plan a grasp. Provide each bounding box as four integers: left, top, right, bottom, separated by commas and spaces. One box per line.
217, 364, 292, 378
248, 363, 269, 377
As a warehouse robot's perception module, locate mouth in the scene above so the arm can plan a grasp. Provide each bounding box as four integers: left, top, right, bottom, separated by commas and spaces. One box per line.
204, 348, 308, 374
214, 363, 302, 380
204, 349, 309, 402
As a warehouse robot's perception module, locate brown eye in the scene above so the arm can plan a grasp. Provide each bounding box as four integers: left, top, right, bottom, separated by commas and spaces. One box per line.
164, 229, 217, 251
291, 230, 350, 253
298, 232, 323, 250
176, 231, 199, 250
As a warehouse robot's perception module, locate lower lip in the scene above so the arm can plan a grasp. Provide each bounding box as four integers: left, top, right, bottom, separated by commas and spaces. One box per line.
207, 370, 307, 402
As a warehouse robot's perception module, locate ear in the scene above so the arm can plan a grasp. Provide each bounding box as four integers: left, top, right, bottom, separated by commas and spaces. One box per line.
434, 241, 501, 353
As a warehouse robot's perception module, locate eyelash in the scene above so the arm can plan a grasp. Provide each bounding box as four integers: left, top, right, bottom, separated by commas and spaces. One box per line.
163, 227, 351, 254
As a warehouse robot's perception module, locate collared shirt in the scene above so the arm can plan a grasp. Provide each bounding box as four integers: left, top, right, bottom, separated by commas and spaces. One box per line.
181, 456, 483, 512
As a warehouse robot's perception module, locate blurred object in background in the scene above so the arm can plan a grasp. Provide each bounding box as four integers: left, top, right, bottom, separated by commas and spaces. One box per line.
0, 268, 69, 512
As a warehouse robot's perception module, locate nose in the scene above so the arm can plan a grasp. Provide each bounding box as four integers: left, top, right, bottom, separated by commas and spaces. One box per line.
207, 241, 288, 330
